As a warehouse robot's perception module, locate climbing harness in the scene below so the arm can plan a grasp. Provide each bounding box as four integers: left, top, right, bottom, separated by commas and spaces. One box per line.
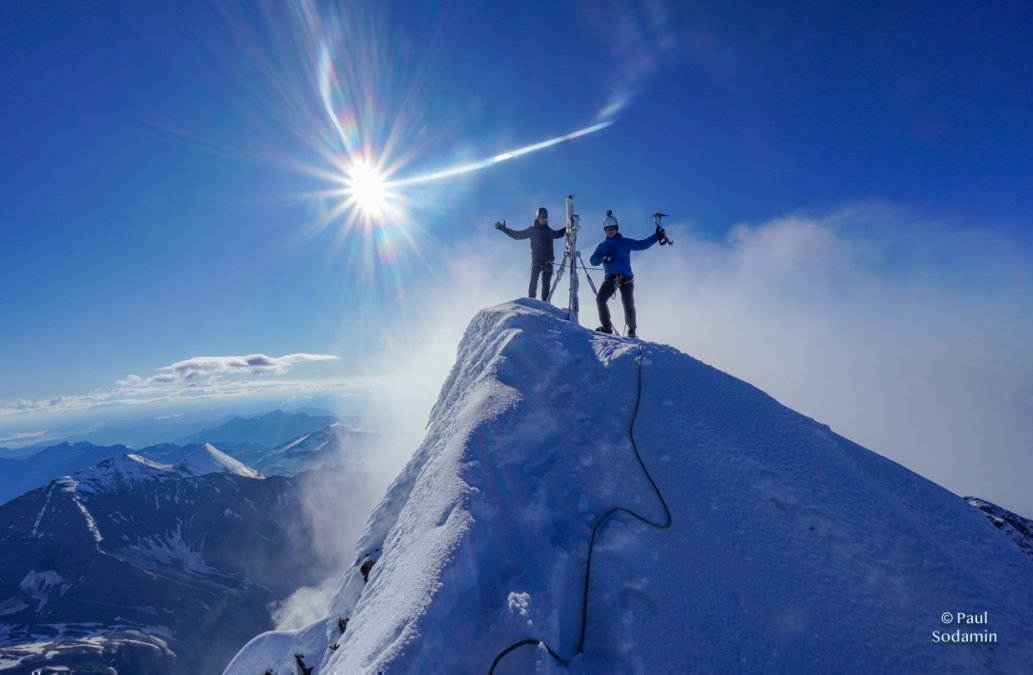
606, 274, 632, 300
487, 346, 673, 673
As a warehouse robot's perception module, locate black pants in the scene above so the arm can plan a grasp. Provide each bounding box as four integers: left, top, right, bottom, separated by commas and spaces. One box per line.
596, 275, 635, 331
529, 259, 554, 300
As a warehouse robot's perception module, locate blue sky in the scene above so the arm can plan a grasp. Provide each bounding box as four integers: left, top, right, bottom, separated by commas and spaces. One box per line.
1, 2, 1031, 510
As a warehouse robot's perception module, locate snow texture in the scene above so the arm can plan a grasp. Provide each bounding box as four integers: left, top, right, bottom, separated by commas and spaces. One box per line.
18, 570, 63, 613
0, 626, 173, 671
112, 522, 228, 584
227, 299, 1033, 674
57, 478, 103, 543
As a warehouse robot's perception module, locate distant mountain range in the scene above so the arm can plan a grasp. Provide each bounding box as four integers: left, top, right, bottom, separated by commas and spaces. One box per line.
0, 411, 370, 506
238, 423, 379, 476
0, 409, 381, 671
1, 407, 341, 457
70, 412, 236, 450
0, 445, 46, 460
0, 441, 133, 506
174, 409, 337, 447
0, 446, 335, 674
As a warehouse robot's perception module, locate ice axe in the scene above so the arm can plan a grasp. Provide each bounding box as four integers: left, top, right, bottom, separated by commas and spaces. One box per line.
653, 212, 672, 245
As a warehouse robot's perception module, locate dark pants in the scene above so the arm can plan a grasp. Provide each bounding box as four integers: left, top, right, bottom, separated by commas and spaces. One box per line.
529, 259, 554, 300
596, 274, 635, 331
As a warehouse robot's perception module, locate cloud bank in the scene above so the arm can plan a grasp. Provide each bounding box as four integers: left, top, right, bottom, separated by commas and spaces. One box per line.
645, 204, 1033, 515
116, 353, 339, 387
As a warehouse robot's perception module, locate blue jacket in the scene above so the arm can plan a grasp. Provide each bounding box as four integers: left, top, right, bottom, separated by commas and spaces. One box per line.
590, 232, 659, 278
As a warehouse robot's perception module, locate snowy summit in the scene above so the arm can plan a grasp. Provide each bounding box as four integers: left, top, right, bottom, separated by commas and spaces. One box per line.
177, 443, 263, 479
228, 299, 1033, 674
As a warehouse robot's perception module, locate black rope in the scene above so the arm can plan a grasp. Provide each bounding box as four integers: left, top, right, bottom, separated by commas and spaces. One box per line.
488, 346, 672, 674
578, 255, 600, 296
488, 638, 569, 673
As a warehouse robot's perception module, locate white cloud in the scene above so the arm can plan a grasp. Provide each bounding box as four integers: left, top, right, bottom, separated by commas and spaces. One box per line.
116, 353, 340, 388
2, 353, 346, 417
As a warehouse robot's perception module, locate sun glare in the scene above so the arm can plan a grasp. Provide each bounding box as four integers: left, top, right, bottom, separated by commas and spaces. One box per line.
344, 159, 391, 219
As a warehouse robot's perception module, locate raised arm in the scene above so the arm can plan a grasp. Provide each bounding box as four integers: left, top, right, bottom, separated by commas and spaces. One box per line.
627, 233, 661, 251
498, 223, 532, 240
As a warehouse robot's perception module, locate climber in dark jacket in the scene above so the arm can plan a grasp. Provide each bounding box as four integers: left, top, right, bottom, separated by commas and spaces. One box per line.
589, 211, 661, 337
495, 206, 566, 301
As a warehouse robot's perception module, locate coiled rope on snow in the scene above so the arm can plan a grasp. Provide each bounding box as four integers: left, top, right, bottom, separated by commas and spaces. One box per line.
488, 344, 673, 674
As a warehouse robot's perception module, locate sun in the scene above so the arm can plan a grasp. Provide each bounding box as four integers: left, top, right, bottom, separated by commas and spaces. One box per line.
344, 159, 391, 219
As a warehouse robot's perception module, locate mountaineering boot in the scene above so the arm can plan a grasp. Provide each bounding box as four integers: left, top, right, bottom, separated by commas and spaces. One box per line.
627, 328, 637, 338
595, 326, 613, 334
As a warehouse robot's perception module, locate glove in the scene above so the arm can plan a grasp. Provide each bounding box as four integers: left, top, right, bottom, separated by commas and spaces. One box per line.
494, 220, 506, 230
602, 255, 613, 264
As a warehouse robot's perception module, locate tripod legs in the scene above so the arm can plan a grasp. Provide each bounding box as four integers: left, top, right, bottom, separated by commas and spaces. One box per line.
545, 253, 570, 303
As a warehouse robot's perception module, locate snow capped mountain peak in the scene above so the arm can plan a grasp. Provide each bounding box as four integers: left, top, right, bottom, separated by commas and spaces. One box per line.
0, 441, 328, 673
228, 300, 1033, 674
176, 443, 263, 479
72, 453, 176, 495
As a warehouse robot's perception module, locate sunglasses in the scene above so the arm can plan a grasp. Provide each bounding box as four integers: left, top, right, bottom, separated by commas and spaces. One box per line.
604, 226, 617, 231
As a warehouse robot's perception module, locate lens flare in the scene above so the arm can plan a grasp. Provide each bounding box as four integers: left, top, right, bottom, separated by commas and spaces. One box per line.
199, 0, 637, 344
344, 159, 391, 219
387, 120, 613, 188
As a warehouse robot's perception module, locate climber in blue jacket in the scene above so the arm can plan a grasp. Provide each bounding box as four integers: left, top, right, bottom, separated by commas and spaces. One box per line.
589, 211, 662, 337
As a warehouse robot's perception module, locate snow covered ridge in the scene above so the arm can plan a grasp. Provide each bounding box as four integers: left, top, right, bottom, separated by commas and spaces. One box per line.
68, 444, 262, 496
227, 299, 1033, 674
70, 453, 175, 495
966, 497, 1033, 562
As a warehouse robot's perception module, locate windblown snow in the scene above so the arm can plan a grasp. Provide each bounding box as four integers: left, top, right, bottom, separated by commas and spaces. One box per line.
227, 300, 1033, 674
